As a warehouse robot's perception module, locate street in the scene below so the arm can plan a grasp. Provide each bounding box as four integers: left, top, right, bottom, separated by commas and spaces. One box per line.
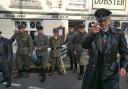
0, 71, 82, 89
0, 54, 128, 89
0, 69, 128, 89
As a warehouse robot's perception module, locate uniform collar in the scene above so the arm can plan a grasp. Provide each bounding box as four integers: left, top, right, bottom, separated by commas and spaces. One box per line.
38, 33, 44, 36
100, 28, 110, 35
53, 36, 59, 40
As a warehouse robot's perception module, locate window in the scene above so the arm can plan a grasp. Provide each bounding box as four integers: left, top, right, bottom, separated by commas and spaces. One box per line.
15, 20, 42, 30
121, 22, 128, 31
30, 22, 36, 28
46, 0, 62, 9
88, 22, 96, 32
21, 21, 27, 27
15, 21, 20, 28
36, 22, 41, 27
30, 21, 41, 29
15, 21, 27, 28
9, 0, 42, 9
67, 0, 85, 10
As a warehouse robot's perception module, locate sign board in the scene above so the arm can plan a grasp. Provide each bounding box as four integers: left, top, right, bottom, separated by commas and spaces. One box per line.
87, 16, 128, 21
0, 13, 128, 21
92, 0, 126, 10
0, 13, 90, 20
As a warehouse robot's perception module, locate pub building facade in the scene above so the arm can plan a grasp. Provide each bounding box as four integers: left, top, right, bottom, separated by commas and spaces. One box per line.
0, 0, 128, 38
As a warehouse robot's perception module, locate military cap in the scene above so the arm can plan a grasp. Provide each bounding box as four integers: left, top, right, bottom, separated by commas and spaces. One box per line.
95, 8, 112, 21
53, 28, 58, 33
36, 26, 43, 30
79, 24, 85, 29
18, 25, 26, 30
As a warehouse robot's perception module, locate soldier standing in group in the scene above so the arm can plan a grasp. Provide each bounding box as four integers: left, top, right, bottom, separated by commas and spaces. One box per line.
34, 26, 49, 82
10, 25, 33, 78
74, 24, 87, 80
0, 31, 13, 87
50, 28, 63, 74
64, 27, 77, 72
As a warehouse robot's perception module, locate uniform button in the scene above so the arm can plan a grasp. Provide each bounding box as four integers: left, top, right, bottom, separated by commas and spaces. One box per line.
106, 64, 109, 66
92, 65, 95, 67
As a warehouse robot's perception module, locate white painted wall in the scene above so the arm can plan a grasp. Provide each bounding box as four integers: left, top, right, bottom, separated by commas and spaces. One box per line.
0, 19, 15, 38
0, 0, 127, 15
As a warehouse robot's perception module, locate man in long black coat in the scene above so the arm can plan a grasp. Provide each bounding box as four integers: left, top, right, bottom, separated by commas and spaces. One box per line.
81, 8, 128, 89
0, 31, 13, 87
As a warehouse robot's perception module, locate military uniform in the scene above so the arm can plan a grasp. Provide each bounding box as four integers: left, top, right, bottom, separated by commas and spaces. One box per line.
10, 30, 33, 78
34, 32, 49, 82
74, 31, 87, 79
0, 31, 13, 87
64, 32, 77, 71
50, 29, 63, 73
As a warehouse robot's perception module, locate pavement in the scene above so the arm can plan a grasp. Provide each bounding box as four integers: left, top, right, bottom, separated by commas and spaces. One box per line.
0, 71, 82, 89
0, 54, 128, 89
0, 69, 128, 89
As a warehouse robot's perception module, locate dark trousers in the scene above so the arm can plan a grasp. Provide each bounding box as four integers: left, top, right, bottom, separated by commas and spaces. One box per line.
37, 56, 48, 69
51, 57, 61, 71
0, 61, 11, 81
80, 65, 84, 75
67, 50, 77, 69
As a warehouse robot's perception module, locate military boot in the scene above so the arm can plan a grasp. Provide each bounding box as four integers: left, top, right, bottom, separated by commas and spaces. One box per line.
78, 65, 84, 80
0, 78, 11, 88
24, 70, 29, 78
14, 70, 23, 79
73, 68, 77, 73
57, 67, 63, 75
6, 78, 11, 88
40, 69, 46, 82
73, 64, 77, 73
6, 81, 11, 88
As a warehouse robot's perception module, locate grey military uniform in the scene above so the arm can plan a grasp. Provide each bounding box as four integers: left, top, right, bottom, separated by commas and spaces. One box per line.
64, 32, 77, 70
65, 32, 76, 50
74, 32, 87, 80
74, 32, 87, 65
34, 34, 49, 69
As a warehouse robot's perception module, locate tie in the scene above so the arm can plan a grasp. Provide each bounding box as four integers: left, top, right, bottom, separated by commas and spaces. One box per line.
102, 31, 108, 50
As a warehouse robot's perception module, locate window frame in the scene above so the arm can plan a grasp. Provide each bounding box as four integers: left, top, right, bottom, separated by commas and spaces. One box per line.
9, 0, 42, 9
66, 0, 86, 10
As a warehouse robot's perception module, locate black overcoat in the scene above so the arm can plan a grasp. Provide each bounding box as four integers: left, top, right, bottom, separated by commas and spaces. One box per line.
81, 27, 128, 89
0, 36, 12, 79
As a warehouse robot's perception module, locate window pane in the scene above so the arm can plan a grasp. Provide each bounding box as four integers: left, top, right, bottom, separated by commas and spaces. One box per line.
68, 0, 85, 9
30, 22, 36, 28
15, 21, 20, 28
21, 21, 27, 27
69, 0, 84, 3
36, 22, 41, 27
121, 22, 128, 31
77, 0, 84, 3
10, 0, 42, 9
70, 0, 76, 2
